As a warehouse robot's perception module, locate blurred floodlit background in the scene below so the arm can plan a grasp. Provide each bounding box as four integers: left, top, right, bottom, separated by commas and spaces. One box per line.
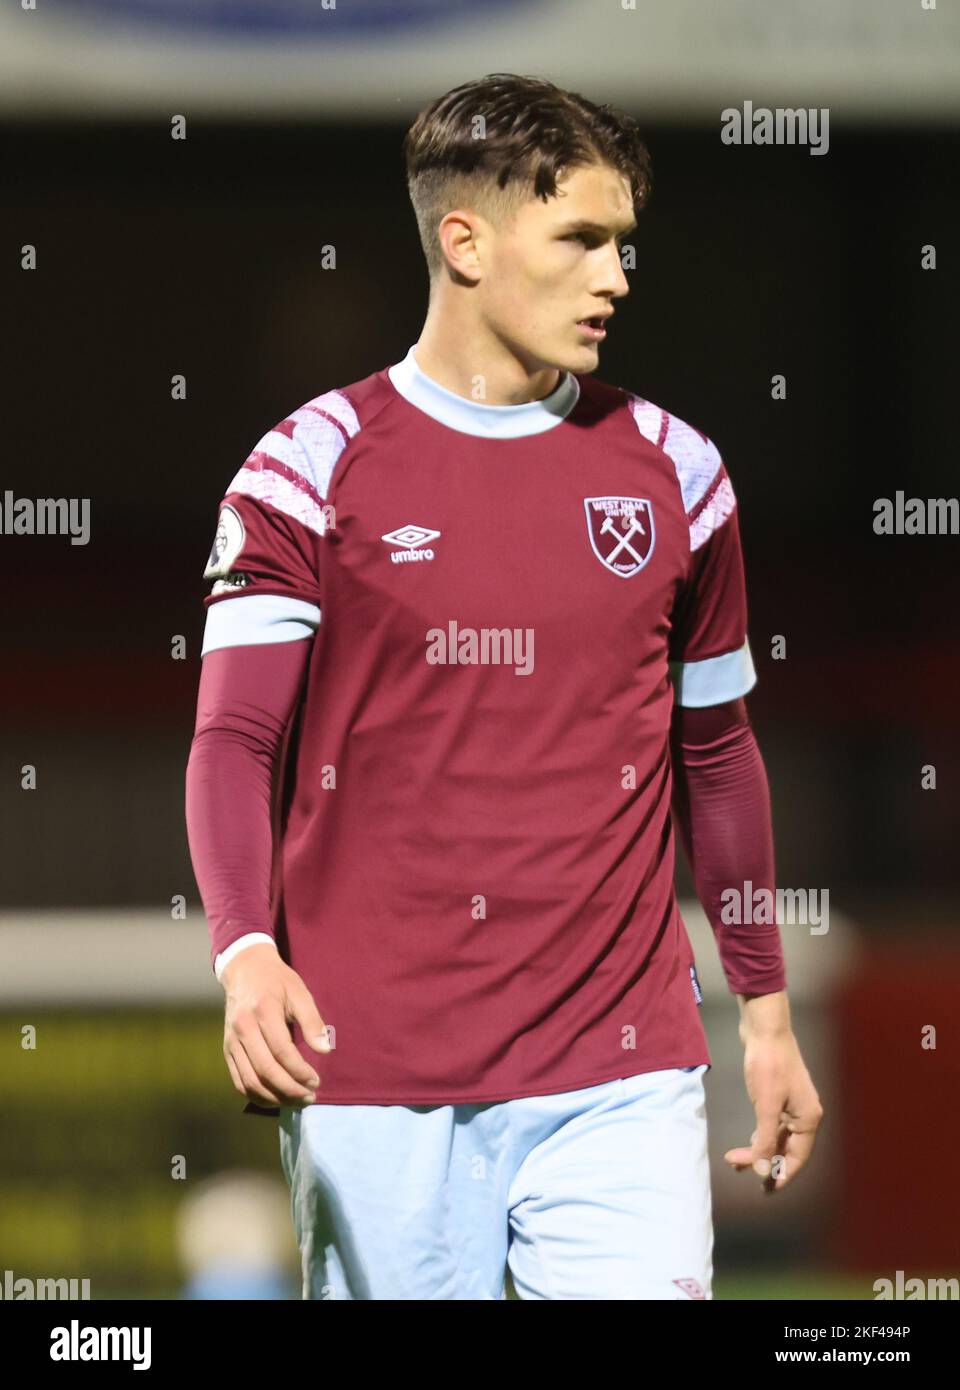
1, 0, 958, 1299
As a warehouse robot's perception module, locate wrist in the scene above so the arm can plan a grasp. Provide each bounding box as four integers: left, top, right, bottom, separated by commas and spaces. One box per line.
736, 988, 791, 1041
214, 932, 278, 983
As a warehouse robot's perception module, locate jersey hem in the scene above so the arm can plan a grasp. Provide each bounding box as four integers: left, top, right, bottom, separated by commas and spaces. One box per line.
281, 1053, 713, 1108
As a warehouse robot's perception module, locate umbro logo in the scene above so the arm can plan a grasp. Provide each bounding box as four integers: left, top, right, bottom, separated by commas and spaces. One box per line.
381, 523, 440, 564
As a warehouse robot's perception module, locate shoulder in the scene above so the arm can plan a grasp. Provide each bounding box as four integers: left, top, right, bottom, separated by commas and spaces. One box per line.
615, 384, 738, 550
622, 389, 724, 508
222, 368, 393, 533
251, 385, 362, 493
577, 373, 727, 509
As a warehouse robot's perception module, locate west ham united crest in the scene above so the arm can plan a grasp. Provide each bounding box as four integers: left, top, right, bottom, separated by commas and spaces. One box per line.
583, 496, 655, 577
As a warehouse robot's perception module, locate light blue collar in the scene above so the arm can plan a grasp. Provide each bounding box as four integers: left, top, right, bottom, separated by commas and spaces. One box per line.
388, 344, 580, 439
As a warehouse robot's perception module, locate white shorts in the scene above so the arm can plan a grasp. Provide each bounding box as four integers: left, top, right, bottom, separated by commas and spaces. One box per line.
278, 1064, 712, 1300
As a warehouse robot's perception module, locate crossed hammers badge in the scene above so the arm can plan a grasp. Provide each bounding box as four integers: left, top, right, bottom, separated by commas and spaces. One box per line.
583, 496, 656, 577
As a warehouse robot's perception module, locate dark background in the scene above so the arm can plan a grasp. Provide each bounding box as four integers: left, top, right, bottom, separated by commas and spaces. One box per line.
2, 117, 957, 921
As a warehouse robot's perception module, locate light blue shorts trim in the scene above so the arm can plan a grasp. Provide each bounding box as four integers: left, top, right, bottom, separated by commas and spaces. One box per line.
278, 1065, 713, 1300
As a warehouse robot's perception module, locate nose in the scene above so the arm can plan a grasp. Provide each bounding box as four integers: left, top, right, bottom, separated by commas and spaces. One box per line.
595, 241, 630, 300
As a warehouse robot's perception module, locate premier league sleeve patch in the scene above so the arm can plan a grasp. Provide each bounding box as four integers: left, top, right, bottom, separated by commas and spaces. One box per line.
204, 503, 246, 580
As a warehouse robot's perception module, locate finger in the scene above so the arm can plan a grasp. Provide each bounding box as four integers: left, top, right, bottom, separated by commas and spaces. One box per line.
235, 1022, 317, 1104
761, 1123, 817, 1192
257, 1005, 322, 1090
224, 1048, 246, 1098
761, 1127, 792, 1192
286, 983, 331, 1055
724, 1146, 755, 1169
775, 1128, 818, 1187
751, 1103, 786, 1177
726, 1126, 787, 1177
228, 1038, 289, 1107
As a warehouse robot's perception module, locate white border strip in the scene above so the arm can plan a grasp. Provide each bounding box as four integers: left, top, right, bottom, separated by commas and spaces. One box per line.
201, 594, 320, 655
672, 638, 757, 707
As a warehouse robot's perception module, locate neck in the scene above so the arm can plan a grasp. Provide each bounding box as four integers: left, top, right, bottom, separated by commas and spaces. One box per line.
413, 293, 562, 406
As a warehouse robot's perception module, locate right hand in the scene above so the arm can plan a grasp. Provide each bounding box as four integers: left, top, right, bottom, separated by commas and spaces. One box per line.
221, 943, 331, 1107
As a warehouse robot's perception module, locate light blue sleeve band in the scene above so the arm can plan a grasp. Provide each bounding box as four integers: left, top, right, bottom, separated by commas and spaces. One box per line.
670, 637, 757, 707
201, 593, 321, 656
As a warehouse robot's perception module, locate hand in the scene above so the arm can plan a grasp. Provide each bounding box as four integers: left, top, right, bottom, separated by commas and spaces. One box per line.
221, 943, 331, 1107
724, 1028, 824, 1194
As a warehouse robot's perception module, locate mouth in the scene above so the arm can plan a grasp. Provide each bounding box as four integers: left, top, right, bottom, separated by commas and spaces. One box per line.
576, 316, 610, 341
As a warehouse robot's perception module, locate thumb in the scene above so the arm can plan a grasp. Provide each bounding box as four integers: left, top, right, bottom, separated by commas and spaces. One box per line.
751, 1110, 781, 1177
287, 980, 331, 1054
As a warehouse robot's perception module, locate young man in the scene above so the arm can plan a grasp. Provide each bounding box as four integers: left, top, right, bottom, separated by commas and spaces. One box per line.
185, 73, 823, 1300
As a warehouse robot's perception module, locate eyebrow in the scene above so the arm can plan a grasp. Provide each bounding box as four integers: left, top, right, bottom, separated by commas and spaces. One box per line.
557, 218, 638, 238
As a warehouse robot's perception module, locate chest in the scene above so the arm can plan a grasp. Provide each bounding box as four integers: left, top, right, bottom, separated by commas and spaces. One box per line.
321, 424, 691, 660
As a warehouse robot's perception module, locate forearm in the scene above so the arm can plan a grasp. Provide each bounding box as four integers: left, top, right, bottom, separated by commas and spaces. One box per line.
671, 698, 787, 998
185, 637, 310, 969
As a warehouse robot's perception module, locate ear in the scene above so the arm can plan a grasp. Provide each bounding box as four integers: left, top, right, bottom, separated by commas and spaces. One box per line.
437, 209, 482, 283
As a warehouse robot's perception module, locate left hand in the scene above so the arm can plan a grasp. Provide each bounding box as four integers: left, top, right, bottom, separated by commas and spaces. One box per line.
724, 1030, 824, 1193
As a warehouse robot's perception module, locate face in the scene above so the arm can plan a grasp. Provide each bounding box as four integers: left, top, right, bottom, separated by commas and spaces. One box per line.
453, 161, 635, 375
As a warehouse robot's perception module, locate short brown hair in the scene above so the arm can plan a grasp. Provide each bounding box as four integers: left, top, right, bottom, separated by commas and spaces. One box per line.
403, 73, 653, 278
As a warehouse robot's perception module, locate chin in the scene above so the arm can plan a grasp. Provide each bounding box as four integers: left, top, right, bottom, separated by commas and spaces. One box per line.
536, 341, 599, 376
516, 334, 598, 378
566, 341, 601, 373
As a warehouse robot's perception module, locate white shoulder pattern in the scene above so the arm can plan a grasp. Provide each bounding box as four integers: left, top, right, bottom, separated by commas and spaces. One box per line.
225, 388, 360, 537
626, 394, 736, 552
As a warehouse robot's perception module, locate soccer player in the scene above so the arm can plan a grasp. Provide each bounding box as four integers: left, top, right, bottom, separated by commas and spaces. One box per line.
185, 73, 823, 1300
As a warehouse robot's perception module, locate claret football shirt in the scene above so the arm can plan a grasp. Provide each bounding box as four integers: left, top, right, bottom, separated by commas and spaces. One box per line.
198, 344, 760, 1104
